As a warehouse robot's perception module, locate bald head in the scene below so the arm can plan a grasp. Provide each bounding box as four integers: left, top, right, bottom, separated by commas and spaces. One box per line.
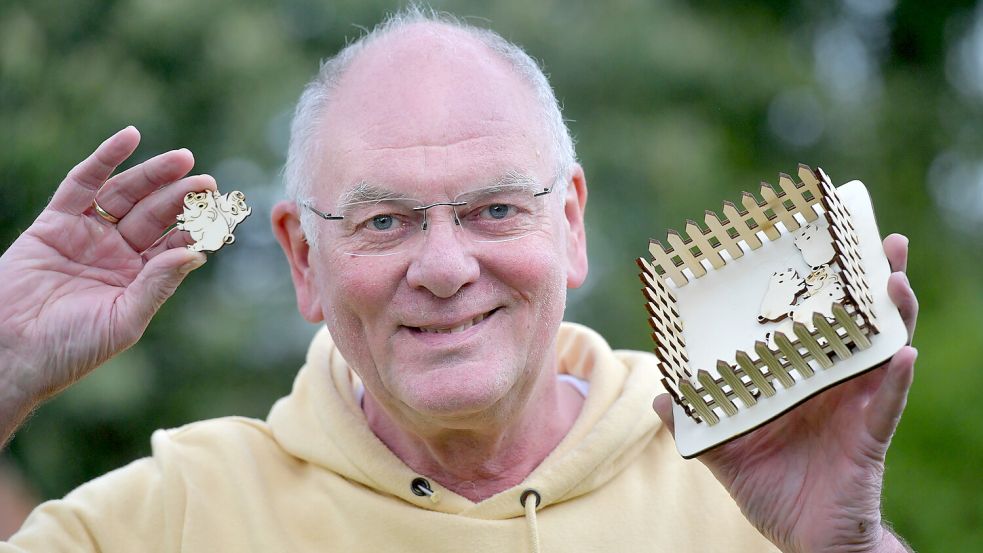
330, 23, 540, 146
283, 10, 576, 244
318, 23, 552, 190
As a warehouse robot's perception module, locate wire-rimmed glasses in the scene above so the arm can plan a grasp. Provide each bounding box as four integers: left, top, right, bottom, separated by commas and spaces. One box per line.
303, 180, 556, 256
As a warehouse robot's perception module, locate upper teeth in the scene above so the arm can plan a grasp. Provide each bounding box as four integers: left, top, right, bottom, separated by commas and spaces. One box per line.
418, 311, 490, 334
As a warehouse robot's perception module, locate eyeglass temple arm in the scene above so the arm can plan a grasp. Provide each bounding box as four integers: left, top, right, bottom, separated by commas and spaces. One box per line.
534, 179, 558, 197
304, 202, 344, 220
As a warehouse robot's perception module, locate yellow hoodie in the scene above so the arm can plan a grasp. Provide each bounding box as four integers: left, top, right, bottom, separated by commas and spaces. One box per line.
5, 323, 777, 552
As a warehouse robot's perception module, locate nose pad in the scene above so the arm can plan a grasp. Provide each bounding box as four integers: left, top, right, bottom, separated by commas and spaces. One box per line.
406, 208, 479, 298
418, 200, 464, 231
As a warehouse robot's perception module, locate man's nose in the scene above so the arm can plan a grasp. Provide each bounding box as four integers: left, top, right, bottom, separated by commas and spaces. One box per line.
405, 210, 479, 298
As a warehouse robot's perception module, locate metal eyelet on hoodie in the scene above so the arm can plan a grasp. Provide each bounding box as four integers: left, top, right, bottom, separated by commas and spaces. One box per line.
519, 488, 541, 508
410, 477, 434, 497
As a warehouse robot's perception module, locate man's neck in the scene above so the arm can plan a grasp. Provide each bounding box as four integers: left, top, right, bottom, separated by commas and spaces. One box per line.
362, 373, 585, 502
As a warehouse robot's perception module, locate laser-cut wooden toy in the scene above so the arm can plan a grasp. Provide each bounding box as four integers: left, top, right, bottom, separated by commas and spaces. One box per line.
176, 190, 252, 252
757, 268, 804, 323
793, 219, 837, 267
637, 166, 908, 458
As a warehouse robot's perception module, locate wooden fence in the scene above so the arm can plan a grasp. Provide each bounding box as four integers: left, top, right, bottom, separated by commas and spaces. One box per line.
647, 165, 826, 287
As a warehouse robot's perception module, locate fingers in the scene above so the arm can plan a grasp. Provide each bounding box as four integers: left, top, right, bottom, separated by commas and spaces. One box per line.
113, 248, 206, 345
118, 174, 217, 252
94, 148, 196, 222
883, 233, 917, 343
652, 394, 677, 437
888, 272, 918, 343
49, 127, 141, 215
883, 233, 908, 273
141, 227, 195, 260
864, 346, 917, 444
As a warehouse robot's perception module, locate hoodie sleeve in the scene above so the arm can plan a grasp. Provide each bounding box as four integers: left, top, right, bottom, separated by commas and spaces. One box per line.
2, 431, 184, 553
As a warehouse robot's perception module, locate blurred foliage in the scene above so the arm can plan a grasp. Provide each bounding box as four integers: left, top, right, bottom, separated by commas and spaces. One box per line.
1, 0, 982, 549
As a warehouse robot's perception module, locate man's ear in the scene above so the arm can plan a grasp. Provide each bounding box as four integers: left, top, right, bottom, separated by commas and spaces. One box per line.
563, 164, 589, 289
271, 200, 324, 323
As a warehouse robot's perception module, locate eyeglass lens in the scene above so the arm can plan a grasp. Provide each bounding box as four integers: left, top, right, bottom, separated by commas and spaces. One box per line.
331, 183, 550, 256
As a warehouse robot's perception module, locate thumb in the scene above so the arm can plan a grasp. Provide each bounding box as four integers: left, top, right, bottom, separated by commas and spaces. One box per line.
115, 249, 206, 341
652, 393, 677, 437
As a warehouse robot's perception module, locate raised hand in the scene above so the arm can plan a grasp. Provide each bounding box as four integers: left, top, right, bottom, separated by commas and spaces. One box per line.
654, 233, 918, 553
0, 128, 215, 443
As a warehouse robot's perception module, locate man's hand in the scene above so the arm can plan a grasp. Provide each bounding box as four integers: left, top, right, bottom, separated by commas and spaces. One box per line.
0, 127, 214, 444
654, 233, 918, 553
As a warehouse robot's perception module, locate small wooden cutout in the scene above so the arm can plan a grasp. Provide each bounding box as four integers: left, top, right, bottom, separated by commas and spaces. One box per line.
757, 268, 805, 322
802, 265, 836, 296
793, 279, 845, 324
176, 190, 252, 252
793, 219, 836, 267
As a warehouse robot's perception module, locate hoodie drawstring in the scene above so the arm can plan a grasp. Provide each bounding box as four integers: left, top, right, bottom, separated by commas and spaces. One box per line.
520, 489, 542, 553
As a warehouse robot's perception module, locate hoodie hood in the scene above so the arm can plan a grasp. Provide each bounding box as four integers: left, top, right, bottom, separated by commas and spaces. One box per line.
267, 321, 664, 519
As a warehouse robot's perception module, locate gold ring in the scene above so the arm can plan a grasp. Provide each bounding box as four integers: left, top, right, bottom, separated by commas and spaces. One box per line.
92, 200, 121, 224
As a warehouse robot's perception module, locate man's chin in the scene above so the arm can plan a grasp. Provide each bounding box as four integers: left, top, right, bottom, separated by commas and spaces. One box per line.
396, 371, 516, 424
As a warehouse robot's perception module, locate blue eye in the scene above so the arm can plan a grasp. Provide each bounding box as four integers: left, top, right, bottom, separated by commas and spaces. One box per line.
485, 204, 512, 219
371, 215, 394, 230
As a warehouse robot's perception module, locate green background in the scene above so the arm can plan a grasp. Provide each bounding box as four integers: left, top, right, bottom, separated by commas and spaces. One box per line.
1, 0, 981, 549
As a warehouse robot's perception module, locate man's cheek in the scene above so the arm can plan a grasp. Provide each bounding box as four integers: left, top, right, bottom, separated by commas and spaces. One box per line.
329, 268, 394, 318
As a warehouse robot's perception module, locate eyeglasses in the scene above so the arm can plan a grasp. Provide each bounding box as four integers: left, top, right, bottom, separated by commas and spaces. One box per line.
303, 180, 556, 256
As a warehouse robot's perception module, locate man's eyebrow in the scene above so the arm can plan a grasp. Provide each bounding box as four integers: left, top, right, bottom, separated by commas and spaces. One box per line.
338, 171, 542, 205
487, 171, 540, 192
463, 171, 542, 196
338, 182, 411, 205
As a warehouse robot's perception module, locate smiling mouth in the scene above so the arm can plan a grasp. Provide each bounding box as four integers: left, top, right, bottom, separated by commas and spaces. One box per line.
408, 308, 501, 335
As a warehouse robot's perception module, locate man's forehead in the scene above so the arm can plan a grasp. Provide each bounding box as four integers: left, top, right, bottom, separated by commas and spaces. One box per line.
317, 23, 549, 158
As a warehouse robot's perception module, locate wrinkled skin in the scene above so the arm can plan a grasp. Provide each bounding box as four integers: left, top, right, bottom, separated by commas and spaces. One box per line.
0, 127, 212, 441
654, 234, 918, 553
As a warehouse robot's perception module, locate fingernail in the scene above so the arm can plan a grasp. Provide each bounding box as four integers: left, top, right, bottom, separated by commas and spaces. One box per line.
180, 255, 206, 274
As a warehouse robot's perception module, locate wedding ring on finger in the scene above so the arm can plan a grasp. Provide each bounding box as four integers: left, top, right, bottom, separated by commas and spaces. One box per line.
92, 199, 121, 224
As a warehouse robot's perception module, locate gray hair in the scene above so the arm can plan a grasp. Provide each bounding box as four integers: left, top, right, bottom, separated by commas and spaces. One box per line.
283, 5, 577, 245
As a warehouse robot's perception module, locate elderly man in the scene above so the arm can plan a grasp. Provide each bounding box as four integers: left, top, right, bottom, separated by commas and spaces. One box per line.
0, 10, 917, 552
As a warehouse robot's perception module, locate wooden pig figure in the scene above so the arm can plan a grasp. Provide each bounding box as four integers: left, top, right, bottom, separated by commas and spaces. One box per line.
803, 264, 838, 297
757, 267, 805, 322
176, 190, 252, 252
791, 273, 846, 326
793, 219, 836, 267
765, 266, 845, 347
